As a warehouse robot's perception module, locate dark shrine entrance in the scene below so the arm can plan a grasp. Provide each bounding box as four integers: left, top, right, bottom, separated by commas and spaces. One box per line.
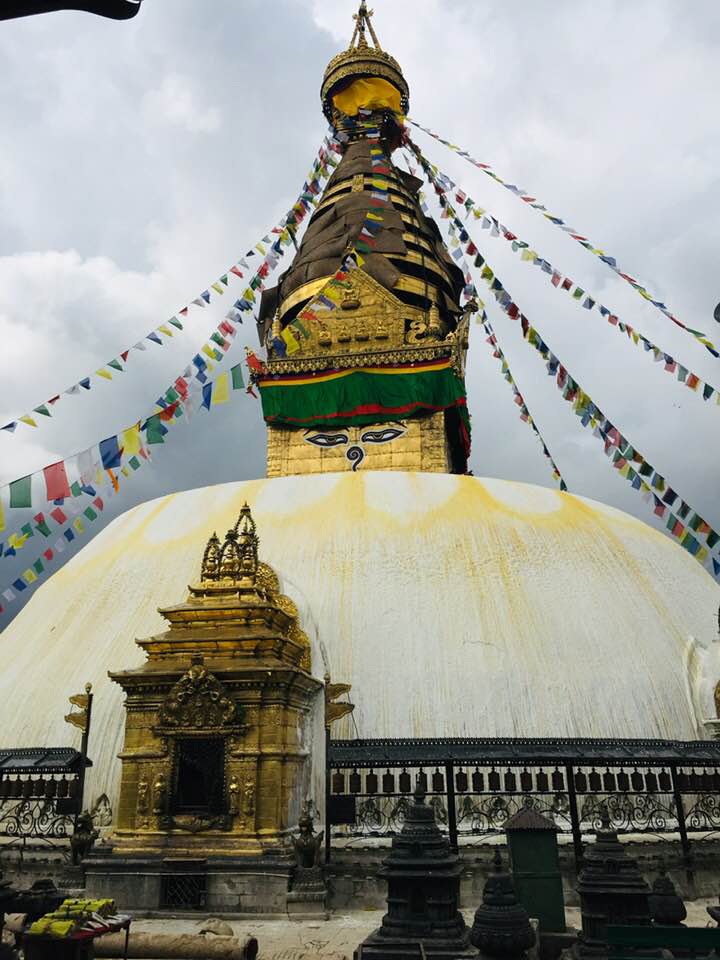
171, 737, 225, 814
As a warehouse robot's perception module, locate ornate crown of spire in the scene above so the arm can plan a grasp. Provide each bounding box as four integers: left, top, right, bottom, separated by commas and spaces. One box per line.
321, 1, 409, 122
201, 503, 259, 584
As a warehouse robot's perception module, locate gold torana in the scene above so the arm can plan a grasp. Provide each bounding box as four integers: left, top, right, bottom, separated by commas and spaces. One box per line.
257, 2, 473, 478
108, 503, 321, 858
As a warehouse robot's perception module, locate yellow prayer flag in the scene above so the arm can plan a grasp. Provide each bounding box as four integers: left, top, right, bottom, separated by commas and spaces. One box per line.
19, 415, 37, 427
121, 466, 129, 478
202, 344, 216, 360
73, 518, 84, 533
158, 324, 173, 337
9, 533, 29, 550
211, 372, 230, 406
122, 423, 142, 457
281, 327, 300, 355
211, 282, 225, 295
23, 568, 37, 584
96, 369, 112, 380
255, 243, 266, 255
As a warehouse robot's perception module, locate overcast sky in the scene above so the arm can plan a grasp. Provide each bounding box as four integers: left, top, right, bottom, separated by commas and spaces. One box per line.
0, 0, 719, 621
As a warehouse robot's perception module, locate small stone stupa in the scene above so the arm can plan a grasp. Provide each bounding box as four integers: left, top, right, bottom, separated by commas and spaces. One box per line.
470, 848, 536, 960
574, 808, 652, 958
355, 783, 475, 959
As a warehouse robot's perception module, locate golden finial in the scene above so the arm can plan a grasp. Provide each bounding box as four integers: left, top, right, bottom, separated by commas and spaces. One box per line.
351, 1, 381, 51
200, 504, 260, 584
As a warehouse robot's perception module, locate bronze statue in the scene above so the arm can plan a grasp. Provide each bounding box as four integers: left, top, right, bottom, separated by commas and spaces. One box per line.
293, 802, 323, 868
70, 811, 99, 865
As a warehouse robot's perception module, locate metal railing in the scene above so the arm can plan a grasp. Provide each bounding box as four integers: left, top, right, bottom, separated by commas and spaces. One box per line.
325, 737, 720, 878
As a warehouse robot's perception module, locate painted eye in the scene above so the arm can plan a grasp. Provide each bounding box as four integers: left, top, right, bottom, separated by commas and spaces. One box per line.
304, 433, 349, 448
360, 427, 405, 444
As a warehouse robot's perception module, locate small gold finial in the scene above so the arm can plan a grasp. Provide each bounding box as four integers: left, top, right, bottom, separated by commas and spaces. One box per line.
351, 1, 381, 51
200, 504, 260, 584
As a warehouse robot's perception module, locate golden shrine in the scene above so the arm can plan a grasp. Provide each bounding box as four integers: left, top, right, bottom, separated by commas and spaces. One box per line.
106, 504, 321, 869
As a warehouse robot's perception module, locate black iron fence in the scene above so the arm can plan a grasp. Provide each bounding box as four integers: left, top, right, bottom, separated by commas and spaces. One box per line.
0, 748, 91, 855
326, 737, 720, 875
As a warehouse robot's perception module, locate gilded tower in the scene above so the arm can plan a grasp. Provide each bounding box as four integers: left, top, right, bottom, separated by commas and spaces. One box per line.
256, 2, 474, 478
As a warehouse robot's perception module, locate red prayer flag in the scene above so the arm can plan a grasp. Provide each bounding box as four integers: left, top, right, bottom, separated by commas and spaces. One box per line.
672, 520, 685, 537
561, 278, 572, 291
44, 461, 71, 501
93, 496, 105, 511
507, 304, 519, 320
50, 506, 67, 524
43, 549, 53, 561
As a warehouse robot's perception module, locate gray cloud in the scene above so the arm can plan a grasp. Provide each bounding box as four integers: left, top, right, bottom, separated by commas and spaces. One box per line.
1, 0, 719, 619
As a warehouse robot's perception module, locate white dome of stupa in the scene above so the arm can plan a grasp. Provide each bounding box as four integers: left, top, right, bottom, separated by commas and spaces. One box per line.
1, 471, 719, 815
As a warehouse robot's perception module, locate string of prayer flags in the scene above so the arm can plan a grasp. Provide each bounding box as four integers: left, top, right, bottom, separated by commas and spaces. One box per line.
465, 251, 720, 582
407, 118, 720, 361
479, 308, 567, 491
404, 142, 719, 408
0, 134, 340, 436
0, 360, 250, 609
0, 354, 248, 556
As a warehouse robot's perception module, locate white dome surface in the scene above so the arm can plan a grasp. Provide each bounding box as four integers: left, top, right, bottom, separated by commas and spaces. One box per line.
2, 472, 719, 812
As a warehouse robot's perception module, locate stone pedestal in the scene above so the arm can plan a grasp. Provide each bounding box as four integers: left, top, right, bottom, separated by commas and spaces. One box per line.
287, 865, 328, 920
85, 853, 295, 915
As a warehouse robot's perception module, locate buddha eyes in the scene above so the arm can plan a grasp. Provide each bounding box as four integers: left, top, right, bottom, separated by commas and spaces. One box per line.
304, 426, 406, 449
360, 428, 405, 444
305, 433, 350, 447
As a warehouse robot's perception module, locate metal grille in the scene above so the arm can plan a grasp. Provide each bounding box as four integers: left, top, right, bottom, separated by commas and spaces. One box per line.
326, 737, 720, 876
160, 873, 207, 910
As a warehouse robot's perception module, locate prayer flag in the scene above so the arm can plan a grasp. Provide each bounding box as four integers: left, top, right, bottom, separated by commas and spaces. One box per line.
211, 373, 230, 406
10, 476, 32, 509
99, 436, 122, 470
122, 423, 142, 457
231, 364, 245, 390
43, 462, 71, 501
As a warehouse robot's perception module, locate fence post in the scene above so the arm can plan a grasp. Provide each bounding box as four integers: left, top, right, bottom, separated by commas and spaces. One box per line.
445, 762, 458, 853
324, 725, 332, 865
565, 763, 583, 874
669, 764, 693, 889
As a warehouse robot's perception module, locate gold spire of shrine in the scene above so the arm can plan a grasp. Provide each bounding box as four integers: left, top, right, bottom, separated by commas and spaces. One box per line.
321, 1, 409, 122
258, 2, 473, 478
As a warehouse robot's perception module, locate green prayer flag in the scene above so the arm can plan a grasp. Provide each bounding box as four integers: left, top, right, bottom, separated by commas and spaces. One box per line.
9, 476, 32, 508
165, 387, 180, 403
35, 519, 51, 537
21, 522, 34, 539
638, 462, 653, 477
688, 514, 701, 531
34, 405, 51, 417
70, 481, 81, 497
145, 414, 166, 445
169, 317, 183, 329
231, 364, 245, 390
220, 274, 229, 285
572, 287, 584, 299
210, 331, 225, 347
33, 559, 44, 575
108, 359, 123, 372
707, 530, 720, 549
84, 506, 97, 521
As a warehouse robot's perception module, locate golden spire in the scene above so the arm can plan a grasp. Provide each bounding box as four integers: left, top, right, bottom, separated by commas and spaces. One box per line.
321, 2, 409, 121
350, 2, 381, 51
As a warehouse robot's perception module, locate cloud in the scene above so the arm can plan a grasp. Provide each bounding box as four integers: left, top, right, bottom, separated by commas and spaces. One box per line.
142, 72, 222, 134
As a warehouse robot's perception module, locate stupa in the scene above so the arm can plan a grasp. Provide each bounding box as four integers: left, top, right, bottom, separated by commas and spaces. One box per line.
0, 0, 719, 916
